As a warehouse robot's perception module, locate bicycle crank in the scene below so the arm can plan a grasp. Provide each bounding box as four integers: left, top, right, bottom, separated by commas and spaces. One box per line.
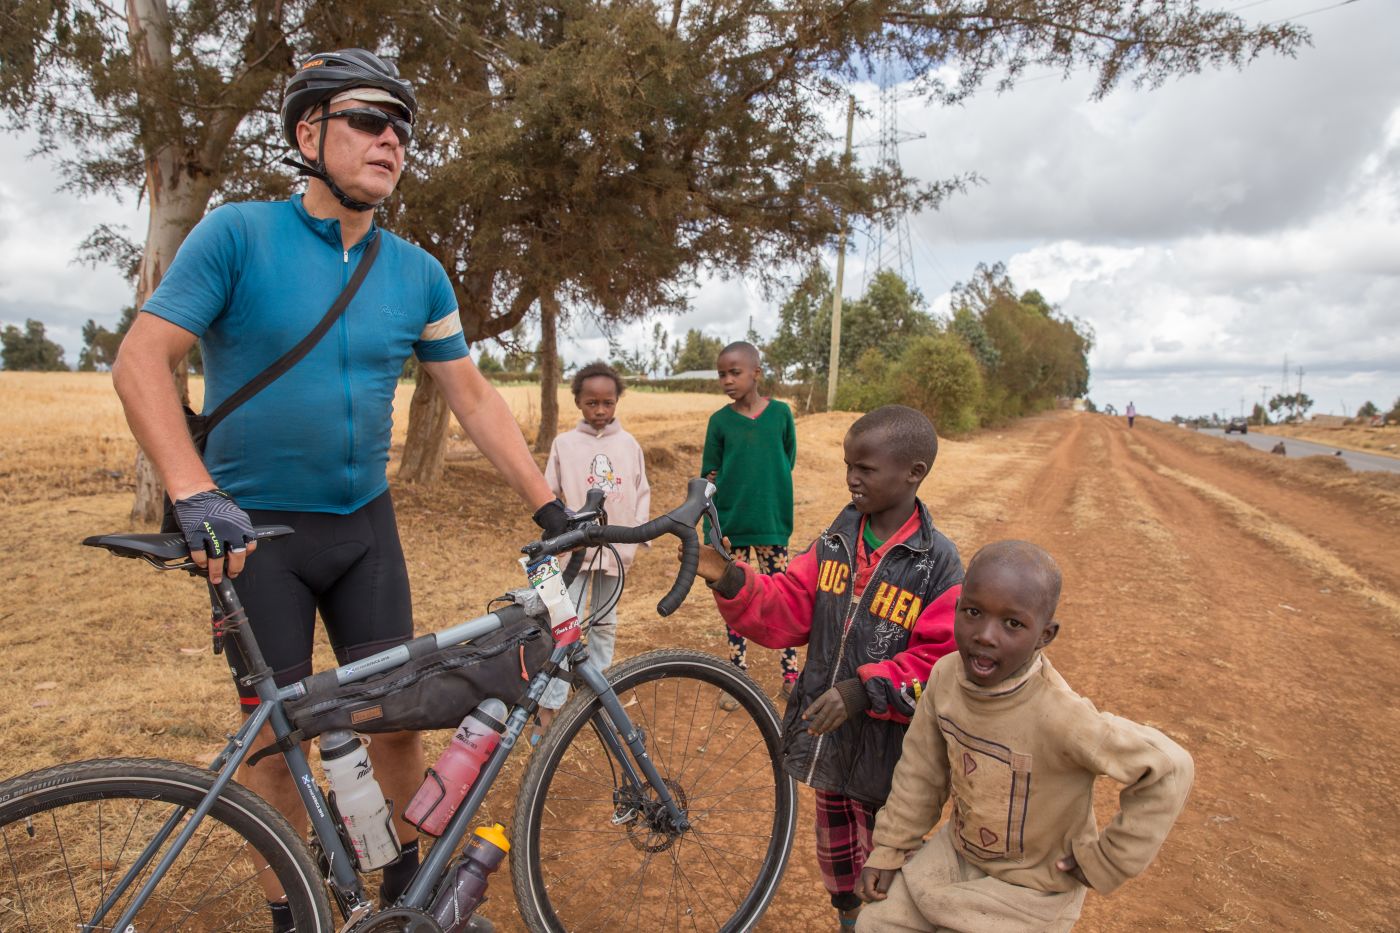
346, 906, 443, 933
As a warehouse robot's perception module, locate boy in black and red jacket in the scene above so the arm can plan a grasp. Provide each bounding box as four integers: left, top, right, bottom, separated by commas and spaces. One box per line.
693, 405, 963, 930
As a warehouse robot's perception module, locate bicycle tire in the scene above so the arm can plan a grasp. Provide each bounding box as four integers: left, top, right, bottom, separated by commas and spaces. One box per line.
511, 649, 797, 932
0, 757, 332, 932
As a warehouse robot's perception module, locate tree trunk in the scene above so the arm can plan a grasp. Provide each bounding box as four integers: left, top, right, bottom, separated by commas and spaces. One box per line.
398, 368, 453, 485
534, 291, 560, 454
399, 287, 537, 483
123, 0, 285, 525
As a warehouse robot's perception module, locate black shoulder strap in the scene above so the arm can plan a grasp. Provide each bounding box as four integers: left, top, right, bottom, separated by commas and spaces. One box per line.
195, 232, 383, 442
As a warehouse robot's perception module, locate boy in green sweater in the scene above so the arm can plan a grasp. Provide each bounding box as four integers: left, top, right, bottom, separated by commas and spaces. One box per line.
856, 540, 1194, 932
702, 341, 800, 700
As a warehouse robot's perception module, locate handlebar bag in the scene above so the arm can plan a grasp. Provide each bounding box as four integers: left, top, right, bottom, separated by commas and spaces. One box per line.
285, 611, 551, 740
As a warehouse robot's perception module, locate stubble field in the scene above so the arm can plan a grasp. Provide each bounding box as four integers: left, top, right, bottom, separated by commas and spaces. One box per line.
1, 372, 1398, 930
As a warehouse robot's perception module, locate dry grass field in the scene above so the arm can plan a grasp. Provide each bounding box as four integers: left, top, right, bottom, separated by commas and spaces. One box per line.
3, 373, 1399, 930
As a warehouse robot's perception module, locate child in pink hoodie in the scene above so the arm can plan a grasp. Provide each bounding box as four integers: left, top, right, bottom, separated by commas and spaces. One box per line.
535, 362, 651, 743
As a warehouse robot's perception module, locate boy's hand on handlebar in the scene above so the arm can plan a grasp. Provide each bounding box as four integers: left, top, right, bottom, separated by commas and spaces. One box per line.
803, 687, 850, 735
857, 867, 897, 902
173, 489, 257, 584
689, 537, 733, 583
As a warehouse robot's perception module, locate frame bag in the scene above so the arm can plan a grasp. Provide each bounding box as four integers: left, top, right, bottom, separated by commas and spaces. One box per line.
284, 610, 552, 740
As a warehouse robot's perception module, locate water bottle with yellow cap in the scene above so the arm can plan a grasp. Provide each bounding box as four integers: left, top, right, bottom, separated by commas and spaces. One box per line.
429, 823, 510, 932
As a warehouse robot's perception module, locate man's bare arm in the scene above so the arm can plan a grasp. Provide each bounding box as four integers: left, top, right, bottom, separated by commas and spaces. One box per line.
113, 313, 214, 500
422, 356, 555, 511
113, 313, 254, 580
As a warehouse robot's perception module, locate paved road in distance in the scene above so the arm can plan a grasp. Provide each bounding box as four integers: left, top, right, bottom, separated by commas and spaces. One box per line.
1197, 428, 1400, 474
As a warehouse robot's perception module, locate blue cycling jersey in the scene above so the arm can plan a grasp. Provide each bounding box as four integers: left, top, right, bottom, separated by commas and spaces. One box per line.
143, 195, 469, 513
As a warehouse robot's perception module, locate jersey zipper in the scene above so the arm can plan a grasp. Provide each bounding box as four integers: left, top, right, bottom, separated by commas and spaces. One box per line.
340, 246, 356, 502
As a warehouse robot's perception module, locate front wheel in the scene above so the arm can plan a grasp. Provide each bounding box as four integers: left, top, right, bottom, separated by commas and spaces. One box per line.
0, 757, 332, 932
511, 649, 797, 932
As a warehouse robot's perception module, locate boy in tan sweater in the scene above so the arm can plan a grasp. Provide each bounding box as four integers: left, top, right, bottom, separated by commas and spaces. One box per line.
856, 540, 1193, 932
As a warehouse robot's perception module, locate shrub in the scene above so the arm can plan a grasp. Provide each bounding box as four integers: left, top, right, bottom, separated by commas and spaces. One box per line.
889, 333, 984, 435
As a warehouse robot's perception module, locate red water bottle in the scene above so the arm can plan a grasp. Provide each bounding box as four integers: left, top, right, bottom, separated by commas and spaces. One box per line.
405, 699, 508, 836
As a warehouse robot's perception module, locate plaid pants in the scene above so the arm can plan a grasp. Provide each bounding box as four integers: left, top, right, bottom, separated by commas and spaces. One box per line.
725, 545, 800, 680
815, 789, 879, 910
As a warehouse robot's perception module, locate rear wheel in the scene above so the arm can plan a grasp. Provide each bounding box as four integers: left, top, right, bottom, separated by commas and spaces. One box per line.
511, 649, 797, 932
0, 757, 332, 932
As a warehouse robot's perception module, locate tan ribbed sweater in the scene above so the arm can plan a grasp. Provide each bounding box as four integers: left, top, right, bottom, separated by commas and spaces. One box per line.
865, 652, 1193, 896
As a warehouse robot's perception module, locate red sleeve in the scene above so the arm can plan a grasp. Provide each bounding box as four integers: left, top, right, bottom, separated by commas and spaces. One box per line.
711, 545, 819, 649
857, 584, 960, 723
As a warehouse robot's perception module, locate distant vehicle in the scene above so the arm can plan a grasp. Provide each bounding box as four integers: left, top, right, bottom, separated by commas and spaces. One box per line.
1225, 417, 1249, 434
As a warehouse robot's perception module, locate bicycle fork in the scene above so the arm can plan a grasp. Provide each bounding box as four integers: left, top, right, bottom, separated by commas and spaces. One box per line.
574, 658, 692, 833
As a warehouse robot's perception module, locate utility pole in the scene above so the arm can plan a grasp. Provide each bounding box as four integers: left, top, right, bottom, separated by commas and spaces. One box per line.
1258, 385, 1269, 425
1295, 366, 1305, 421
827, 93, 855, 411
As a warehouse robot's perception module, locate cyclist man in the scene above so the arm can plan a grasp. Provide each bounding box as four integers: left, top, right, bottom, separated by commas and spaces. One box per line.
113, 49, 568, 928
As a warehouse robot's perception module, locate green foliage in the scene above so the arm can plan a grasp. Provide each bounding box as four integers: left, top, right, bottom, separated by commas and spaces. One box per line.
476, 350, 505, 374
1388, 398, 1400, 423
950, 263, 1092, 421
1082, 398, 1098, 413
670, 329, 725, 376
834, 348, 896, 412
1251, 402, 1270, 426
1268, 392, 1313, 420
839, 272, 937, 371
806, 261, 1089, 432
2, 319, 68, 371
78, 306, 136, 371
833, 335, 983, 435
1357, 400, 1379, 419
765, 263, 833, 383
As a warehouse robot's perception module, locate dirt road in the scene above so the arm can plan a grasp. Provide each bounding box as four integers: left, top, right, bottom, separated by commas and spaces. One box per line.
4, 388, 1398, 930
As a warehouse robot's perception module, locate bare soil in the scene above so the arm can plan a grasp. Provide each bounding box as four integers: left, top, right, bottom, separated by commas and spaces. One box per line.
2, 374, 1398, 930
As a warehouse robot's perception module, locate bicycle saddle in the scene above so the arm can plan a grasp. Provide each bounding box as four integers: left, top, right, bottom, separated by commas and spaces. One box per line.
83, 525, 294, 562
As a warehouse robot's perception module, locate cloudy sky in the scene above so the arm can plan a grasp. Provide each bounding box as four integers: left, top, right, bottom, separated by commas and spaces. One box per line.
3, 0, 1394, 419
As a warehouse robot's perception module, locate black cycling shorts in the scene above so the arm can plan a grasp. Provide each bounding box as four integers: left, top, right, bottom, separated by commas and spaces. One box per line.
226, 491, 413, 706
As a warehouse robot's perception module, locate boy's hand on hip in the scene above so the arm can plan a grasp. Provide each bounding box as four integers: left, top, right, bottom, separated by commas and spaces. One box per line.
803, 687, 849, 735
857, 867, 896, 902
1056, 853, 1091, 888
691, 537, 732, 583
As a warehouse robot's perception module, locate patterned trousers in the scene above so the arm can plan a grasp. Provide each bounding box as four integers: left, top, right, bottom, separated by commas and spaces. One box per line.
725, 544, 800, 680
815, 789, 879, 910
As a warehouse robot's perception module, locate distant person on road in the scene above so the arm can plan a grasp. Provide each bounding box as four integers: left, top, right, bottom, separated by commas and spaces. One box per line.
1272, 441, 1287, 455
534, 362, 651, 745
702, 341, 801, 700
855, 540, 1194, 932
1126, 401, 1137, 429
693, 405, 964, 931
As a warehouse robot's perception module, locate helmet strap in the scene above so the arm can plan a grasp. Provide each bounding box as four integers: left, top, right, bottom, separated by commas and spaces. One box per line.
280, 101, 379, 213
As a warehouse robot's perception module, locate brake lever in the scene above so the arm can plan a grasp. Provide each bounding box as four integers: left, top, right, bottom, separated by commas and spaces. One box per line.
704, 501, 731, 562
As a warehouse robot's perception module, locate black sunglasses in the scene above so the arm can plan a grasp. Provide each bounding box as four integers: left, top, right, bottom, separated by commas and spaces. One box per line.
311, 107, 413, 147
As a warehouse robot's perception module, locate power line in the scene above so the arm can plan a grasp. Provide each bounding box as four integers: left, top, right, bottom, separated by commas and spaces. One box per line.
1268, 0, 1361, 24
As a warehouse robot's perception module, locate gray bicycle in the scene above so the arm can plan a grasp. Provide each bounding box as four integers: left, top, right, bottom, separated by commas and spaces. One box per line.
0, 478, 797, 932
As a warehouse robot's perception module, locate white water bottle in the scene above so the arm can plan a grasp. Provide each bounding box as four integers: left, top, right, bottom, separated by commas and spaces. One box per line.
319, 730, 402, 871
522, 555, 581, 644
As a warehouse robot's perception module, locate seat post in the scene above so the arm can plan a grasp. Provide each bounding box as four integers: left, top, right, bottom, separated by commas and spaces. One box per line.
210, 578, 280, 703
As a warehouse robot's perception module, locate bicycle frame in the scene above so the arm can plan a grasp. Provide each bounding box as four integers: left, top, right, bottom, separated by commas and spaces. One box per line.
92, 572, 688, 932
